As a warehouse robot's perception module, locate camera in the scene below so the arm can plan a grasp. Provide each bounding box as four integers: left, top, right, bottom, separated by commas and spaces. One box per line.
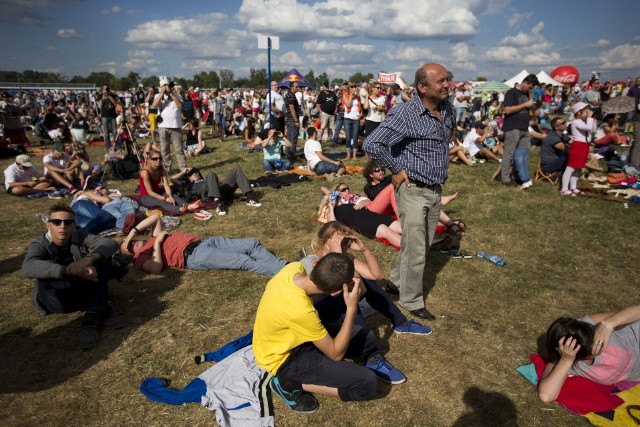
156, 115, 163, 124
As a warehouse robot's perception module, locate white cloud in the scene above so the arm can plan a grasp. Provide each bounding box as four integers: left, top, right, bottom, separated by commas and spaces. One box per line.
180, 60, 219, 71
384, 45, 440, 62
279, 51, 305, 68
237, 0, 480, 41
112, 5, 121, 13
498, 21, 544, 47
598, 43, 640, 70
124, 13, 248, 59
507, 11, 533, 29
57, 28, 83, 39
42, 45, 56, 52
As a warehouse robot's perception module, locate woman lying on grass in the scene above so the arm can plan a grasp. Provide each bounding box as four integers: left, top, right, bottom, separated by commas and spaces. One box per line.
318, 182, 466, 243
538, 304, 640, 403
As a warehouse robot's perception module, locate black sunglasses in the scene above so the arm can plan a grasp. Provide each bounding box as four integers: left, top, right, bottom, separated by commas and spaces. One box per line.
149, 157, 161, 161
372, 168, 383, 173
49, 219, 75, 227
339, 187, 349, 192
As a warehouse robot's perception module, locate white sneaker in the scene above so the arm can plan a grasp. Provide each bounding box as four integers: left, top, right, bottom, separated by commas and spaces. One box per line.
520, 180, 533, 190
215, 205, 227, 216
246, 199, 262, 207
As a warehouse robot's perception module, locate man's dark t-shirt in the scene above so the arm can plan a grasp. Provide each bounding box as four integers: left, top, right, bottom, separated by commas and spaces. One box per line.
502, 88, 531, 132
317, 90, 337, 115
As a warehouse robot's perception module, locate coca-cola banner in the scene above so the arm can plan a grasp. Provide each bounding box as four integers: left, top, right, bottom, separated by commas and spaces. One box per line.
550, 65, 579, 86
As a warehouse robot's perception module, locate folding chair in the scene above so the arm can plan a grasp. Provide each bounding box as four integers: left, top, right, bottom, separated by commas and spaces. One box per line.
535, 161, 559, 185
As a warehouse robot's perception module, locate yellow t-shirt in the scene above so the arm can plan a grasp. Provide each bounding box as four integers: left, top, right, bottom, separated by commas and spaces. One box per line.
253, 262, 328, 375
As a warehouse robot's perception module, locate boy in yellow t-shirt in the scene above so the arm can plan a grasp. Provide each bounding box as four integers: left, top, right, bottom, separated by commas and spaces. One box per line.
253, 253, 398, 413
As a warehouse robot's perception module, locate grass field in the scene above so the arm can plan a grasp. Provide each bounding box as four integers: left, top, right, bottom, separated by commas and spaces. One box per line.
0, 127, 638, 426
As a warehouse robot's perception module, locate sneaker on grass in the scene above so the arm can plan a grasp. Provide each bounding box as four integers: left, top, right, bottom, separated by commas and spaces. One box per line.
270, 377, 319, 413
215, 204, 227, 215
394, 320, 433, 336
365, 353, 406, 384
246, 198, 262, 207
48, 190, 64, 199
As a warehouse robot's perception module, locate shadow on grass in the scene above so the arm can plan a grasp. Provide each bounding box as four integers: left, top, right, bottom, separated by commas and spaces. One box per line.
0, 253, 25, 276
0, 271, 182, 394
452, 386, 519, 427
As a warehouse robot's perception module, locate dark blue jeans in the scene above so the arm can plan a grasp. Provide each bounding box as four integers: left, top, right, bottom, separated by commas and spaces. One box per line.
343, 118, 359, 151
332, 114, 345, 144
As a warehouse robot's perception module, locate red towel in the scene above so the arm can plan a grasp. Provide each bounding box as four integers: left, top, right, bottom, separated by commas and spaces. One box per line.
530, 353, 623, 414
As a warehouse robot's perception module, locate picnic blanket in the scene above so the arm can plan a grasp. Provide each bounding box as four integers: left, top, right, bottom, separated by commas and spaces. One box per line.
517, 353, 640, 426
291, 164, 363, 179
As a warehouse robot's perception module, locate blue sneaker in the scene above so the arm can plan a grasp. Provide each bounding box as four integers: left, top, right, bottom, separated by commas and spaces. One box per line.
365, 353, 406, 384
270, 376, 319, 413
394, 320, 433, 336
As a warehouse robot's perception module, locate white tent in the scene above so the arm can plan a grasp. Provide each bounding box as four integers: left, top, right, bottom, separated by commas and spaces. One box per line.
536, 71, 562, 87
503, 69, 530, 88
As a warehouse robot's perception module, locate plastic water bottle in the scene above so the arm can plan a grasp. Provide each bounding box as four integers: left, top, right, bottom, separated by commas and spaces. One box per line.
475, 251, 507, 267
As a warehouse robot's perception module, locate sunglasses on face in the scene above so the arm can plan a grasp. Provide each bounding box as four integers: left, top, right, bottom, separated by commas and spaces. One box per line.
49, 219, 75, 227
339, 187, 349, 192
149, 157, 161, 161
372, 168, 383, 173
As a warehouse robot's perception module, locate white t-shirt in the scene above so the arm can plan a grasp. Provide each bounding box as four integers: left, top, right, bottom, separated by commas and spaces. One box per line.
366, 95, 386, 123
462, 129, 482, 157
453, 90, 470, 108
43, 152, 72, 175
154, 93, 183, 129
304, 138, 323, 169
4, 163, 41, 189
343, 97, 360, 120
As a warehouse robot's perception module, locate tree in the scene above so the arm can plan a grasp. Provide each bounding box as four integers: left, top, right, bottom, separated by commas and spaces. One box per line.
348, 72, 374, 84
304, 69, 315, 84
141, 75, 159, 88
219, 69, 234, 88
84, 72, 116, 87
119, 72, 141, 90
447, 70, 454, 82
249, 68, 267, 88
475, 76, 487, 82
316, 72, 328, 86
330, 78, 343, 87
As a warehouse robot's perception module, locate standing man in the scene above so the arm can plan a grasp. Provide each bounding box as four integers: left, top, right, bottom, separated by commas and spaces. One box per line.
152, 78, 187, 173
363, 63, 455, 320
97, 85, 118, 152
316, 81, 337, 141
584, 78, 603, 120
284, 82, 302, 163
22, 204, 121, 349
267, 81, 285, 132
500, 74, 539, 186
628, 76, 640, 168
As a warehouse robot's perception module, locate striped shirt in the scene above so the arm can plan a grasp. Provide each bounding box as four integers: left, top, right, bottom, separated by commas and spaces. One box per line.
363, 92, 456, 186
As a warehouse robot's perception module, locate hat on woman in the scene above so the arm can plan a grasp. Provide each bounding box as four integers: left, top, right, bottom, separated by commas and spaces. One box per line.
571, 102, 589, 114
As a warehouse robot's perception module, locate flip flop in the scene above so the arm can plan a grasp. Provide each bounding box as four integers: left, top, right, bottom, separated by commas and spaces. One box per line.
193, 210, 212, 221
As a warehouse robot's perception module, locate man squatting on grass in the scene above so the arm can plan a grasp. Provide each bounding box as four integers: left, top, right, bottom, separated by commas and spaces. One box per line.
253, 253, 404, 414
22, 203, 122, 350
120, 213, 286, 276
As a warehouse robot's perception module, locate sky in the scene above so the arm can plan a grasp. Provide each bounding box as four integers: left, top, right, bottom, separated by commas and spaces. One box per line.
2, 0, 640, 84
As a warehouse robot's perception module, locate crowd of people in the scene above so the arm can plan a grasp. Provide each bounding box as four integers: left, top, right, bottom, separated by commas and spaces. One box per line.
5, 62, 640, 418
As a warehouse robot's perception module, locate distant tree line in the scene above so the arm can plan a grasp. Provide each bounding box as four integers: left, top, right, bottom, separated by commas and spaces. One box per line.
0, 69, 381, 90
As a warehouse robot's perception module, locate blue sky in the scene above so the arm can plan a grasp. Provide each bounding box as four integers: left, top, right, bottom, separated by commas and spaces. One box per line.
2, 0, 639, 84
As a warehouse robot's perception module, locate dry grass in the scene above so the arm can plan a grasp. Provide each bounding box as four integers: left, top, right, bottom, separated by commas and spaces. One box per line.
0, 127, 638, 426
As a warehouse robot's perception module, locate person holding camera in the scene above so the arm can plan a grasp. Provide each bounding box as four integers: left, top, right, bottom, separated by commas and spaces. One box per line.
151, 78, 187, 173
254, 127, 293, 174
97, 85, 119, 152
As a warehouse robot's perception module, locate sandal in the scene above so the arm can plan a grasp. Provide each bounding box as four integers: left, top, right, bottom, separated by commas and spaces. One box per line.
560, 190, 576, 197
194, 210, 212, 221
451, 250, 472, 259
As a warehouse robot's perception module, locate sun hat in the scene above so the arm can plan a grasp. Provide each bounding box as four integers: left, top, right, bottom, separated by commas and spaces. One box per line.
16, 154, 33, 167
159, 77, 170, 87
572, 102, 589, 114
